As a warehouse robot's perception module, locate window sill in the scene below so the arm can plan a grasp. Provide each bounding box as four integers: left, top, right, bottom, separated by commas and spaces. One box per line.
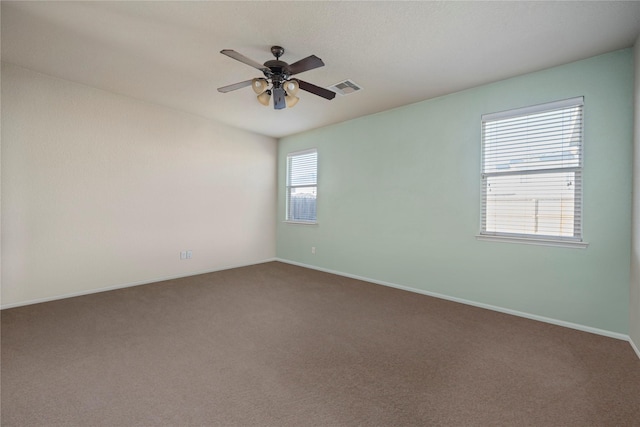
476, 234, 589, 249
283, 220, 318, 226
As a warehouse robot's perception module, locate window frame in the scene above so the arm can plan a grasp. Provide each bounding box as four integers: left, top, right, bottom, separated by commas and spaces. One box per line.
476, 97, 588, 248
285, 148, 318, 225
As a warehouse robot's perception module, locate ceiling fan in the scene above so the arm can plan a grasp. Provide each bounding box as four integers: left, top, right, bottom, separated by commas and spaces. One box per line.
217, 46, 336, 110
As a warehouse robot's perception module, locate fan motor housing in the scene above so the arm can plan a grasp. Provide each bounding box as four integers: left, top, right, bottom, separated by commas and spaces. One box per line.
264, 60, 290, 78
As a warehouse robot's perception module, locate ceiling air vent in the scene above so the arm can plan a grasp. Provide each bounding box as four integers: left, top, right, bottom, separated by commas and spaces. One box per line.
328, 79, 362, 96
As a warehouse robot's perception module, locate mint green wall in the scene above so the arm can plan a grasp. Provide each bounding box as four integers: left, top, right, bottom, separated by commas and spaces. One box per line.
277, 49, 633, 335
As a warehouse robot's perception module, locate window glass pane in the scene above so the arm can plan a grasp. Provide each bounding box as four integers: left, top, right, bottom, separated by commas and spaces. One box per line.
484, 172, 578, 237
287, 186, 317, 222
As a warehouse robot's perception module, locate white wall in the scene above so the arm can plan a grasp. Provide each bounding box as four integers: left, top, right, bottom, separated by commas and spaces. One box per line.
1, 63, 277, 307
631, 36, 640, 356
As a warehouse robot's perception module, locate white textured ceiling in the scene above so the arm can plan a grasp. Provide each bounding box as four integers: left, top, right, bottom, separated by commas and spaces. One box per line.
2, 1, 640, 138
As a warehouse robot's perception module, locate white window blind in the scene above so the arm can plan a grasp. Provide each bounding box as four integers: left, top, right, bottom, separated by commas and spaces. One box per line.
286, 149, 317, 223
480, 97, 584, 245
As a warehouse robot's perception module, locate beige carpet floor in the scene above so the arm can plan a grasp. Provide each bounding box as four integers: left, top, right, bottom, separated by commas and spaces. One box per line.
2, 261, 639, 426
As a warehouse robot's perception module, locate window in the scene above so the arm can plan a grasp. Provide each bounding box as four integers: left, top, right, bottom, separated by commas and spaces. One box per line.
479, 97, 586, 247
286, 149, 317, 223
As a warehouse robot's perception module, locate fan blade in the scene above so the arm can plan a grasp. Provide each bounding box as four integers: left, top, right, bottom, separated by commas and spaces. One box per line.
295, 79, 336, 100
220, 50, 270, 73
217, 80, 253, 93
272, 87, 286, 110
289, 55, 325, 75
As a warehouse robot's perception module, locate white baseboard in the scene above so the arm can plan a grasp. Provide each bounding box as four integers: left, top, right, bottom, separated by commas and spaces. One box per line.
275, 258, 630, 342
1, 258, 278, 310
630, 338, 640, 361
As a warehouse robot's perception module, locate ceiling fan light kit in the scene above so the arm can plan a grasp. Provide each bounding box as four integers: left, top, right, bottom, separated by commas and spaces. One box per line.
252, 78, 269, 94
285, 94, 299, 108
257, 90, 271, 106
218, 46, 336, 110
283, 80, 299, 96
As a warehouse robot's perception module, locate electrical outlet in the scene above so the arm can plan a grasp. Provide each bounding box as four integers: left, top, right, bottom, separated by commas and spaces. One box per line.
186, 250, 193, 259
311, 247, 316, 255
